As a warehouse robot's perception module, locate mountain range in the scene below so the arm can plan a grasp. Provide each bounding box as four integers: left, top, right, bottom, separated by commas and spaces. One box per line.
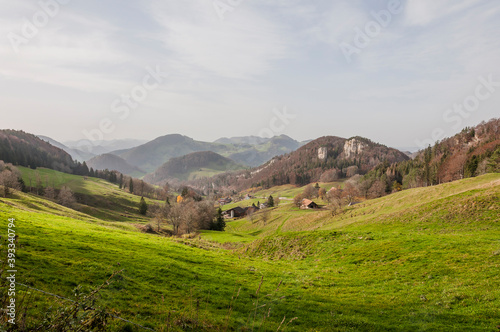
38, 135, 95, 162
3, 118, 498, 188
186, 135, 411, 191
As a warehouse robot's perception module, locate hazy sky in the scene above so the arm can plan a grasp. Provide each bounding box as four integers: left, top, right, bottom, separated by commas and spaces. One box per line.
1, 0, 499, 149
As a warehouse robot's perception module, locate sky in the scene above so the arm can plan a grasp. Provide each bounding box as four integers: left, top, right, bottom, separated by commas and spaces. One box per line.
1, 0, 499, 150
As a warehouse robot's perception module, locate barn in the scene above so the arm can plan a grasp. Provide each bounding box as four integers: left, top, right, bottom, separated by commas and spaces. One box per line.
300, 199, 319, 209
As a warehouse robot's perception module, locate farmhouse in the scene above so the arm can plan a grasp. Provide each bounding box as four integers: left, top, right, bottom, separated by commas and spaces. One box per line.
223, 206, 246, 219
301, 199, 319, 209
218, 197, 232, 205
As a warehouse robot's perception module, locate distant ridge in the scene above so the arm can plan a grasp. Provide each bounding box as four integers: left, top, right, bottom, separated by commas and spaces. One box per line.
86, 154, 146, 177
38, 135, 95, 162
144, 151, 245, 184
111, 134, 301, 172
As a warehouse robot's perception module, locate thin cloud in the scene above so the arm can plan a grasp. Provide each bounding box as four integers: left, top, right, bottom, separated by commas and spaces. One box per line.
147, 0, 292, 80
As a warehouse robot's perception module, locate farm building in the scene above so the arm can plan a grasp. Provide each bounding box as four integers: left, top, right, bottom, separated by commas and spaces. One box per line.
244, 204, 259, 215
223, 207, 246, 219
301, 199, 319, 209
218, 197, 232, 205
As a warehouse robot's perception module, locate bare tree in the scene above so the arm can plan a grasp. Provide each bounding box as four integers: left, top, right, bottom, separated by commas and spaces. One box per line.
44, 187, 57, 200
320, 169, 339, 182
302, 184, 316, 199
318, 188, 327, 200
261, 208, 271, 225
35, 171, 43, 195
166, 203, 184, 235
58, 186, 76, 207
153, 203, 169, 232
326, 189, 343, 216
293, 193, 304, 207
196, 200, 216, 230
346, 166, 359, 178
182, 201, 198, 234
342, 182, 359, 206
0, 168, 21, 197
368, 180, 386, 199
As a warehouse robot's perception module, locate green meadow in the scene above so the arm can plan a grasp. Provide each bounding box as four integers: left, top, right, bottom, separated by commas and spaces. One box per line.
0, 172, 499, 331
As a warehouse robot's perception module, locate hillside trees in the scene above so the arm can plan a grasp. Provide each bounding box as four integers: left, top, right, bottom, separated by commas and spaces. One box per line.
267, 195, 274, 207
44, 187, 57, 200
319, 169, 339, 182
293, 193, 304, 207
0, 162, 22, 197
58, 186, 76, 207
302, 184, 317, 199
326, 187, 343, 216
343, 180, 360, 205
139, 197, 148, 215
211, 207, 226, 231
0, 130, 74, 172
154, 198, 219, 235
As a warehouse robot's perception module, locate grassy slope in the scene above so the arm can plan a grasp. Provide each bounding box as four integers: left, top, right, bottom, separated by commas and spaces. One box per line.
17, 167, 162, 223
0, 174, 499, 330
208, 174, 500, 330
0, 192, 316, 331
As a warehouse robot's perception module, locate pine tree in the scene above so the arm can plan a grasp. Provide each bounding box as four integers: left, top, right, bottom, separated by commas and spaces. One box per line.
139, 197, 148, 215
213, 207, 225, 231
129, 178, 134, 194
267, 195, 274, 207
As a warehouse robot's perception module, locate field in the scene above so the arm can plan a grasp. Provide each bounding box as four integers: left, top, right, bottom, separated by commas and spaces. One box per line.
16, 167, 162, 223
0, 173, 499, 331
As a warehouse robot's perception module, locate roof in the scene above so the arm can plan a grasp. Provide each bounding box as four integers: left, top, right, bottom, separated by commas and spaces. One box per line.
226, 207, 245, 213
301, 199, 314, 205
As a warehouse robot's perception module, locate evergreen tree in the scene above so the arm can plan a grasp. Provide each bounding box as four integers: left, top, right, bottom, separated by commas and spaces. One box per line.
129, 178, 134, 194
216, 207, 226, 231
18, 177, 27, 193
267, 195, 274, 207
139, 197, 148, 215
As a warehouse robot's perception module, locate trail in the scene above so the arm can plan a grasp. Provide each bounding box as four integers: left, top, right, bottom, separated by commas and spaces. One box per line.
276, 215, 290, 234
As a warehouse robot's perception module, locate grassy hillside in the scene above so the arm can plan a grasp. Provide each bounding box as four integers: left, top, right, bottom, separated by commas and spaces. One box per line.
17, 166, 160, 222
0, 174, 499, 330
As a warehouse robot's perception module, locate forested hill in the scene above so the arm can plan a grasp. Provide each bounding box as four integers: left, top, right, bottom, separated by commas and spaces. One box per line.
0, 130, 76, 173
392, 117, 500, 186
185, 135, 409, 191
244, 135, 409, 187
144, 151, 245, 184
